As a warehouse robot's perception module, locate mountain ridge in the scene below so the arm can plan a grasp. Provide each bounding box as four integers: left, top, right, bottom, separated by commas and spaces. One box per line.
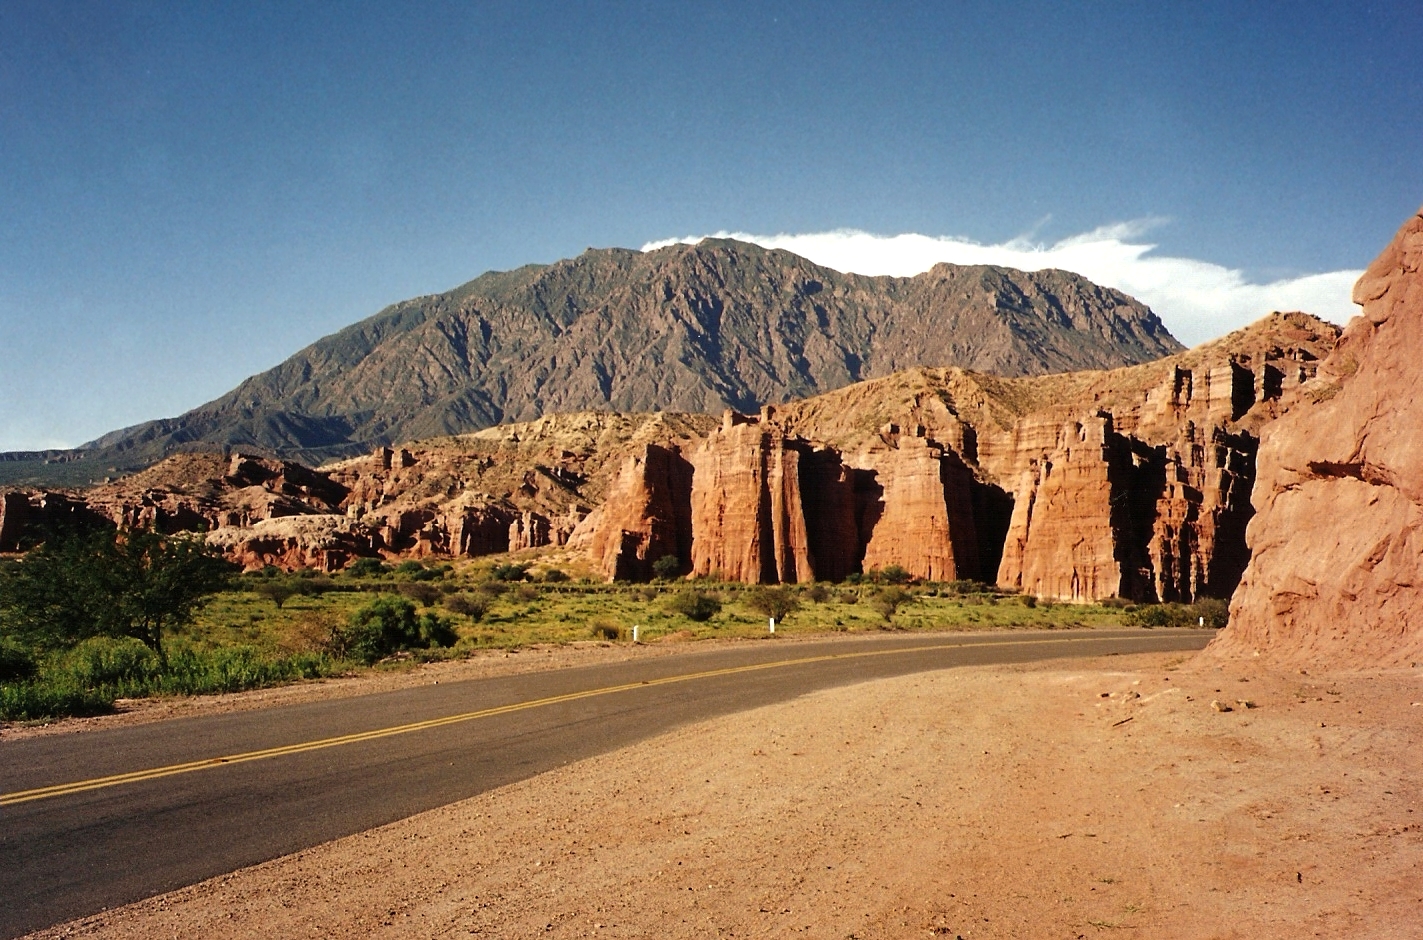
4, 239, 1182, 486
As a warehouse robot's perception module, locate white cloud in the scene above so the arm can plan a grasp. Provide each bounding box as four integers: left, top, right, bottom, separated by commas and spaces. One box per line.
642, 224, 1363, 347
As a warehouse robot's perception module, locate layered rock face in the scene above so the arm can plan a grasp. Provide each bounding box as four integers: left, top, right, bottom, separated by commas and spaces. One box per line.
580, 409, 992, 585
581, 444, 694, 582
1, 315, 1338, 595
1211, 209, 1423, 666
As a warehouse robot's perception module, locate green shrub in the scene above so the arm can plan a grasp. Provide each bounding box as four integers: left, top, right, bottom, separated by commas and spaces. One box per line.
489, 563, 530, 582
397, 582, 442, 607
651, 554, 681, 580
744, 586, 800, 622
880, 565, 911, 585
1193, 597, 1230, 627
347, 557, 388, 578
0, 677, 113, 721
1021, 594, 1038, 608
805, 583, 830, 603
665, 589, 722, 622
869, 586, 914, 622
442, 593, 489, 620
0, 636, 37, 682
333, 596, 421, 664
540, 568, 570, 583
63, 636, 162, 688
1127, 601, 1227, 628
418, 612, 458, 648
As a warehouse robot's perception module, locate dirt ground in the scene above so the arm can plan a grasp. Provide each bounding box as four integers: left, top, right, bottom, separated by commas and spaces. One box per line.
24, 649, 1423, 940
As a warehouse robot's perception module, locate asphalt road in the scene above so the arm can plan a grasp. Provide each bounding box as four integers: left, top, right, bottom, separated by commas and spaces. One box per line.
0, 628, 1212, 938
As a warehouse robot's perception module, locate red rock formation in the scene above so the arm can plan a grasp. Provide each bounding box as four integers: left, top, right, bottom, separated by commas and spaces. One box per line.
996, 415, 1132, 601
583, 444, 694, 581
207, 516, 378, 573
853, 432, 980, 583
1211, 208, 1423, 667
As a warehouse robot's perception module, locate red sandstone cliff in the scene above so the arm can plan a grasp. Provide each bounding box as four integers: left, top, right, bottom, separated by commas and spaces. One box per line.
1, 316, 1339, 595
1210, 209, 1423, 667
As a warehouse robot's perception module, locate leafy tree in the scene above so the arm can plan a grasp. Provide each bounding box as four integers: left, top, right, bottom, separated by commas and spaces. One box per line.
254, 580, 298, 609
744, 585, 800, 623
651, 554, 681, 580
0, 527, 234, 664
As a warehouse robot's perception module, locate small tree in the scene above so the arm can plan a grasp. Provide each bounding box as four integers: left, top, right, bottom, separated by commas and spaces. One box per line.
0, 526, 233, 664
651, 554, 681, 581
254, 580, 298, 609
744, 585, 800, 623
869, 586, 913, 623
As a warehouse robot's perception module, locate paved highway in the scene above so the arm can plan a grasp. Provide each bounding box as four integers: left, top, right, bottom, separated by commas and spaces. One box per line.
0, 628, 1212, 938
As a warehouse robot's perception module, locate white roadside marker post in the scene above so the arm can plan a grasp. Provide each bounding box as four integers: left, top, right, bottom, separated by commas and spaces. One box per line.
769, 617, 776, 634
632, 624, 640, 643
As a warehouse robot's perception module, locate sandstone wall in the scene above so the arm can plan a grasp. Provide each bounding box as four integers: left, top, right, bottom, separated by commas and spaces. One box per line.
1211, 208, 1423, 667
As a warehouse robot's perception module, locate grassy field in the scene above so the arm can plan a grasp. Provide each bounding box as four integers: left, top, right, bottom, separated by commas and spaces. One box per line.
2, 553, 1220, 722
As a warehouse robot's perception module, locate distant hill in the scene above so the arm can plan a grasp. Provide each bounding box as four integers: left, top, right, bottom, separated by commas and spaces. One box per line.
0, 238, 1181, 486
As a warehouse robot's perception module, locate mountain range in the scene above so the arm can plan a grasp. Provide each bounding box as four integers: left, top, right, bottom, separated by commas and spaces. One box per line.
1, 238, 1181, 486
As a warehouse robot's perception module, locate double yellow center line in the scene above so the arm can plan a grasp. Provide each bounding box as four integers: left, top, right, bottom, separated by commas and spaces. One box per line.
2, 634, 1162, 807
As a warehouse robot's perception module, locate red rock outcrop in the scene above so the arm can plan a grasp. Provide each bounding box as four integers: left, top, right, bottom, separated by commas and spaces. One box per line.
582, 444, 694, 581
852, 431, 980, 583
206, 516, 379, 573
985, 314, 1335, 602
1211, 208, 1423, 667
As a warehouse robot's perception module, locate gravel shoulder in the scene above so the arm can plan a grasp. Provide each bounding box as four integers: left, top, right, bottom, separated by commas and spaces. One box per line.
25, 650, 1423, 939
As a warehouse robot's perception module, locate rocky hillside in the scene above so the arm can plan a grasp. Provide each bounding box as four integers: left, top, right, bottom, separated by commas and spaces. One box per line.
1, 312, 1335, 607
1, 239, 1181, 487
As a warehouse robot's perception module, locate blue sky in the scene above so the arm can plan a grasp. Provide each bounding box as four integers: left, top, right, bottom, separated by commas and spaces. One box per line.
1, 1, 1419, 451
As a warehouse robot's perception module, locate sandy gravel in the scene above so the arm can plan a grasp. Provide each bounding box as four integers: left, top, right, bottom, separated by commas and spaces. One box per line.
26, 651, 1423, 939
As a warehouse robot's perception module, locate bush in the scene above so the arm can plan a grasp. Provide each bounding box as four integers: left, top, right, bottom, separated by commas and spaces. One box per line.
0, 636, 37, 682
1, 677, 113, 721
489, 563, 530, 582
347, 557, 389, 578
540, 568, 570, 583
394, 560, 425, 577
844, 572, 863, 585
1193, 597, 1230, 628
805, 583, 830, 603
514, 583, 541, 602
590, 620, 622, 641
880, 564, 911, 585
744, 586, 800, 623
651, 554, 681, 580
477, 581, 509, 598
1127, 599, 1228, 628
331, 596, 422, 664
665, 589, 722, 622
869, 586, 914, 622
417, 612, 458, 649
442, 593, 489, 620
1021, 594, 1038, 609
63, 636, 161, 688
397, 582, 442, 607
0, 526, 234, 662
